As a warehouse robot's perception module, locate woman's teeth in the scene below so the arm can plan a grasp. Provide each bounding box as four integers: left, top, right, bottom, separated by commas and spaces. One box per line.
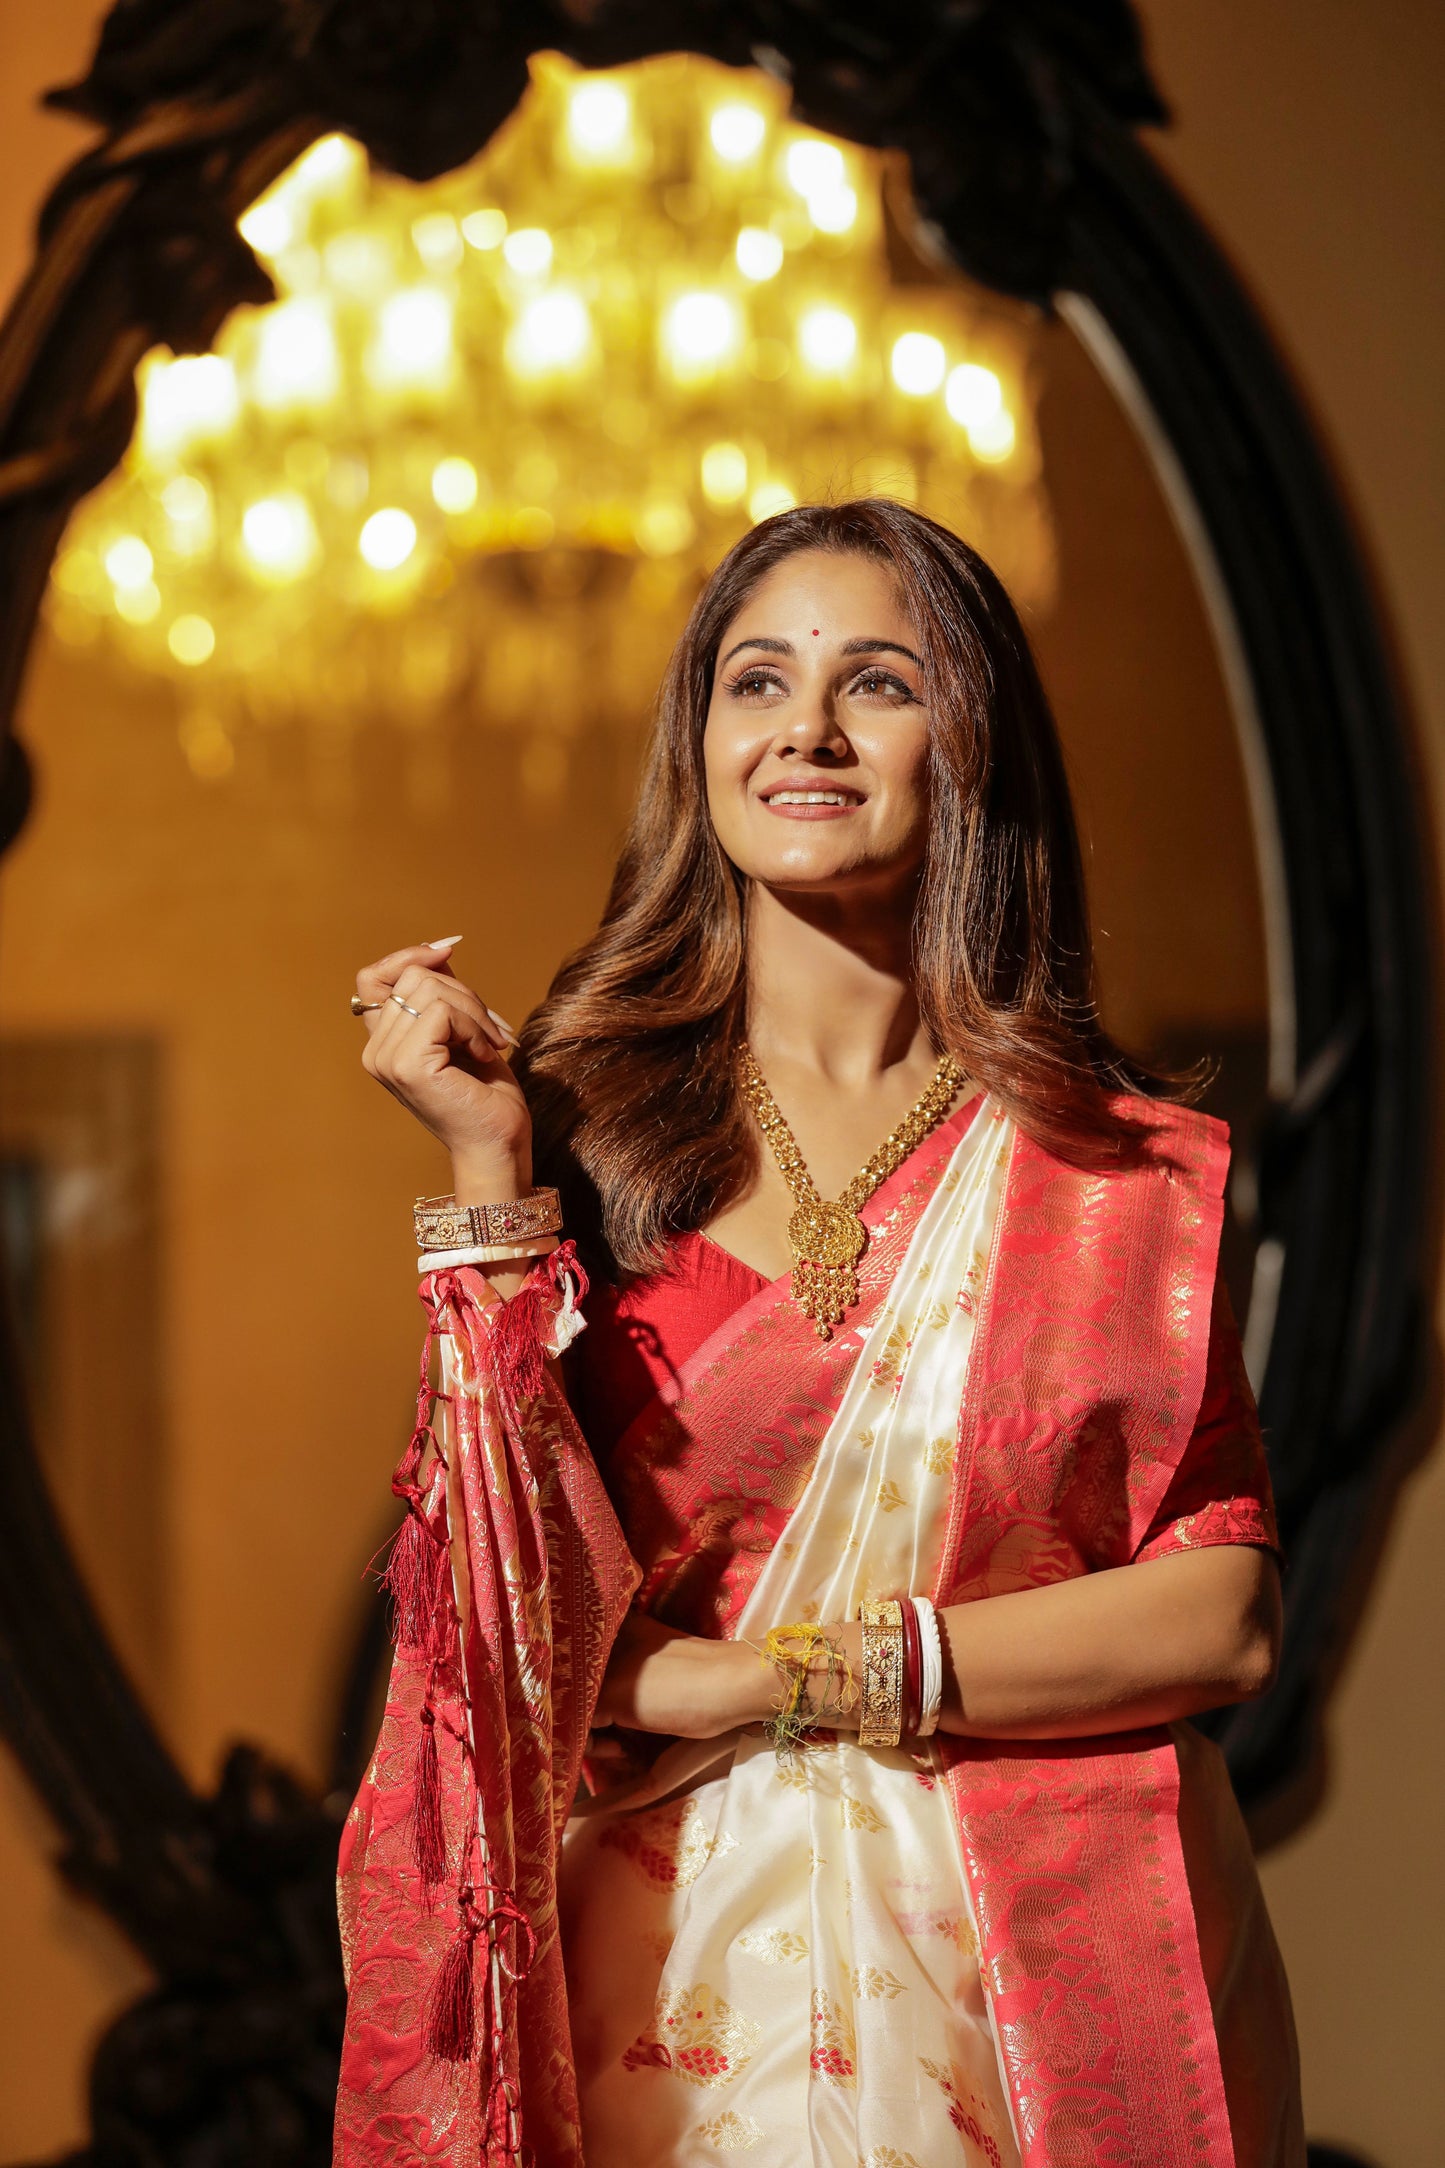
766, 790, 856, 805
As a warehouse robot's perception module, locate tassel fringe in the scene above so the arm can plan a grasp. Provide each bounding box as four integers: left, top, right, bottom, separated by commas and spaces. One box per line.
381, 1510, 450, 1654
412, 1702, 447, 1886
424, 1898, 479, 2063
491, 1283, 547, 1407
490, 1241, 589, 1410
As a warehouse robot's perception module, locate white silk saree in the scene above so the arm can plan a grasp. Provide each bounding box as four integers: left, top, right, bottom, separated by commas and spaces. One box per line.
335, 1089, 1301, 2168
561, 1091, 1301, 2168
563, 1096, 1017, 2165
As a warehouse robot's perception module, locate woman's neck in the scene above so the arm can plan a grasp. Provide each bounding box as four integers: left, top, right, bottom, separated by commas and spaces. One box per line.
743, 881, 933, 1088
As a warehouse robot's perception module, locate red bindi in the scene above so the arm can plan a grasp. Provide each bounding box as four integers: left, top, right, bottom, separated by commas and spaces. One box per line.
812, 627, 820, 635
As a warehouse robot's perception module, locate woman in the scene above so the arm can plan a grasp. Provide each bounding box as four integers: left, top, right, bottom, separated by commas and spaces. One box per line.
333, 501, 1304, 2168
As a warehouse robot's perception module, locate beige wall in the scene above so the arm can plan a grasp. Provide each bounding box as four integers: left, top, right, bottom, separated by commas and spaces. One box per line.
1135, 7, 1445, 2163
0, 19, 165, 2158
0, 4, 1439, 2162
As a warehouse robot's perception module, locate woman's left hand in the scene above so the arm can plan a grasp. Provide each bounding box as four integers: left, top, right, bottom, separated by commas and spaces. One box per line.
594, 1609, 774, 1739
594, 1609, 868, 1740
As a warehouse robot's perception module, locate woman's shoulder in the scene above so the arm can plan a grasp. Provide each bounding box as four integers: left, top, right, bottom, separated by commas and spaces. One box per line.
1014, 1090, 1230, 1198
1116, 1090, 1228, 1163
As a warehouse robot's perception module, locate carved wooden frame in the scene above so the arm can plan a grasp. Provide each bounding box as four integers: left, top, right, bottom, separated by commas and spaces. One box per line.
0, 4, 1428, 2156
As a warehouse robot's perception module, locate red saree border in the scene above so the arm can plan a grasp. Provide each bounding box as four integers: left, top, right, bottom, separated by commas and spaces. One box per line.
935, 1100, 1236, 2166
609, 1092, 988, 1632
942, 1730, 1232, 2166
936, 1099, 1230, 1600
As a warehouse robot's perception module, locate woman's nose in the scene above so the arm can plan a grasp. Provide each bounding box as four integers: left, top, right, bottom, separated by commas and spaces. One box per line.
772, 696, 847, 758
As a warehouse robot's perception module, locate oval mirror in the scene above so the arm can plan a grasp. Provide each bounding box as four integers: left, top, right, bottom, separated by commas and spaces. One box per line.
0, 12, 1426, 2157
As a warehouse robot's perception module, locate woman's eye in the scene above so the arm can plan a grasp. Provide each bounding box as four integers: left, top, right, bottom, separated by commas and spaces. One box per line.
730, 669, 784, 697
851, 670, 911, 700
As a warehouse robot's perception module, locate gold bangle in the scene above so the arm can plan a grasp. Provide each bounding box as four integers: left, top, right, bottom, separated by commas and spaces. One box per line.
857, 1598, 905, 1749
413, 1186, 561, 1251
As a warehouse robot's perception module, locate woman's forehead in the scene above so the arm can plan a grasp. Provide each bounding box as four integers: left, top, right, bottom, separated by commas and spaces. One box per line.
723, 551, 915, 637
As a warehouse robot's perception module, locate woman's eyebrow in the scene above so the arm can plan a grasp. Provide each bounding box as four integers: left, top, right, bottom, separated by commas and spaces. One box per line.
718, 635, 794, 669
838, 636, 922, 664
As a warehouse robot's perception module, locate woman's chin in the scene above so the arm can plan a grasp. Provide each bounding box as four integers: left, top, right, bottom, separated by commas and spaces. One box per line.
746, 853, 876, 893
717, 811, 926, 898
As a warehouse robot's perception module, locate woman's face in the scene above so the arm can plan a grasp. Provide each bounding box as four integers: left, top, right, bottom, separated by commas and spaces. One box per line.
703, 549, 933, 903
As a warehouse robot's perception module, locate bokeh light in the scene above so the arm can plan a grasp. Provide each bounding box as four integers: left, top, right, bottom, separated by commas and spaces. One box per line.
710, 103, 766, 162
891, 332, 947, 396
358, 507, 418, 570
798, 305, 857, 372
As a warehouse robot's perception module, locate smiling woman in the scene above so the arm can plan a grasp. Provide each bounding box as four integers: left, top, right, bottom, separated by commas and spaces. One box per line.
338, 499, 1302, 2166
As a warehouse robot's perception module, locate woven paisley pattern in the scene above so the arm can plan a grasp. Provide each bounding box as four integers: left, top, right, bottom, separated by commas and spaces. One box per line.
933, 1102, 1240, 2166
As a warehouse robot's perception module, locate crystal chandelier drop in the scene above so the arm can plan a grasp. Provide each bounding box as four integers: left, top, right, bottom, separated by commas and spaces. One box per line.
48, 53, 1054, 784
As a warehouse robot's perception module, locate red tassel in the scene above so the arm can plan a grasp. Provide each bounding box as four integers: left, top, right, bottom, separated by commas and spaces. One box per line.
382, 1512, 448, 1654
412, 1703, 447, 1886
424, 1898, 479, 2063
547, 1239, 588, 1305
491, 1282, 546, 1407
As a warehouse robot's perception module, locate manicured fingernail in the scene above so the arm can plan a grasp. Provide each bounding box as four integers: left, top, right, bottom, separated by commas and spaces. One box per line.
427, 935, 463, 949
486, 1007, 519, 1043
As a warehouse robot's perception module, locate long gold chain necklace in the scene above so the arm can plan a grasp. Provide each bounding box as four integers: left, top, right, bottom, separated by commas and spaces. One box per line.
736, 1046, 965, 1340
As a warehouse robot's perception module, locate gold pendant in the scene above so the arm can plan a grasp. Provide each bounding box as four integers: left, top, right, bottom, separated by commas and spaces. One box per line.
737, 1044, 964, 1343
788, 1201, 866, 1339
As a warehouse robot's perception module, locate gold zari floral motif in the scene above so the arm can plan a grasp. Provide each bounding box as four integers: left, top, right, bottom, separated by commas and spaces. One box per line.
697, 2108, 764, 2151
623, 1983, 762, 2089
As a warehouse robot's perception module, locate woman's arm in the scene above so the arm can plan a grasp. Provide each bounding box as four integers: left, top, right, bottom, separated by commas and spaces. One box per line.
597, 1544, 1282, 1742
929, 1544, 1281, 1738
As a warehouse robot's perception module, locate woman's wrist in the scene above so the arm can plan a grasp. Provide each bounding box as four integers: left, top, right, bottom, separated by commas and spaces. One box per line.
675, 1638, 774, 1735
826, 1621, 864, 1730
449, 1146, 533, 1206
438, 1151, 539, 1301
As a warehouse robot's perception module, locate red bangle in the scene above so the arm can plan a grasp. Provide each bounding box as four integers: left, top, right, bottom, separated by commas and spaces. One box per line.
900, 1593, 922, 1741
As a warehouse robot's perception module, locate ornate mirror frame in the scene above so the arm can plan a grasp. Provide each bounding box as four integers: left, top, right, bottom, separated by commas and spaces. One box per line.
0, 4, 1430, 2154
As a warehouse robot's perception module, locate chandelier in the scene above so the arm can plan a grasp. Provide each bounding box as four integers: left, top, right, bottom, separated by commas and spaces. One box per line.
47, 53, 1054, 786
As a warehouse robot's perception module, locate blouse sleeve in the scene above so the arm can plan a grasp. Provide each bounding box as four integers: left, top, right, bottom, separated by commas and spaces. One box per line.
1132, 1274, 1281, 1563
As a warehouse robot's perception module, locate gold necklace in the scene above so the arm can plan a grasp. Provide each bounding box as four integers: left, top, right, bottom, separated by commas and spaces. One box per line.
736, 1046, 965, 1340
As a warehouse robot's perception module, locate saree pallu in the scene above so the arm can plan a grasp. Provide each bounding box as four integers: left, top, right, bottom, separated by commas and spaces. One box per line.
333, 1254, 638, 2166
564, 1095, 1303, 2168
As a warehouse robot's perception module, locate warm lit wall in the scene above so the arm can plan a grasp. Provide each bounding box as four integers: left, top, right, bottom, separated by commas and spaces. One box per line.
0, 4, 1439, 2164
1133, 7, 1445, 2165
0, 19, 174, 2159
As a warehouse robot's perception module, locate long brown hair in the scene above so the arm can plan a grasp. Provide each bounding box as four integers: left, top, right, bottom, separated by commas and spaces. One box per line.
519, 499, 1178, 1276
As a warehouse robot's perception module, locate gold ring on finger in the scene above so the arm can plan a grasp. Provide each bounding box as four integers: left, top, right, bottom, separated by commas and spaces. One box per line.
350, 994, 385, 1015
390, 992, 422, 1017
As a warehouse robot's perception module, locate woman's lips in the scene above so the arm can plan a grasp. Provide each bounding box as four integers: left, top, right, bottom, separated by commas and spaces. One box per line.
758, 789, 865, 821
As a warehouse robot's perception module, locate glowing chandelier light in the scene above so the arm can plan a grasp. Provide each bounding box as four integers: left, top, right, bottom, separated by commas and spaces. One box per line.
48, 53, 1052, 781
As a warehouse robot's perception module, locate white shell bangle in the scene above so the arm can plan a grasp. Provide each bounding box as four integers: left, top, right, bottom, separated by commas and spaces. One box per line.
417, 1237, 559, 1272
912, 1595, 945, 1738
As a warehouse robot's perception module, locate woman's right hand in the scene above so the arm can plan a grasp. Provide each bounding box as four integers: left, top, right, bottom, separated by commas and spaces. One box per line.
355, 938, 532, 1196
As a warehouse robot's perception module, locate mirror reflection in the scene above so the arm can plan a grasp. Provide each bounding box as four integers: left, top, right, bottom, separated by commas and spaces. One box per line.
0, 52, 1265, 1797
